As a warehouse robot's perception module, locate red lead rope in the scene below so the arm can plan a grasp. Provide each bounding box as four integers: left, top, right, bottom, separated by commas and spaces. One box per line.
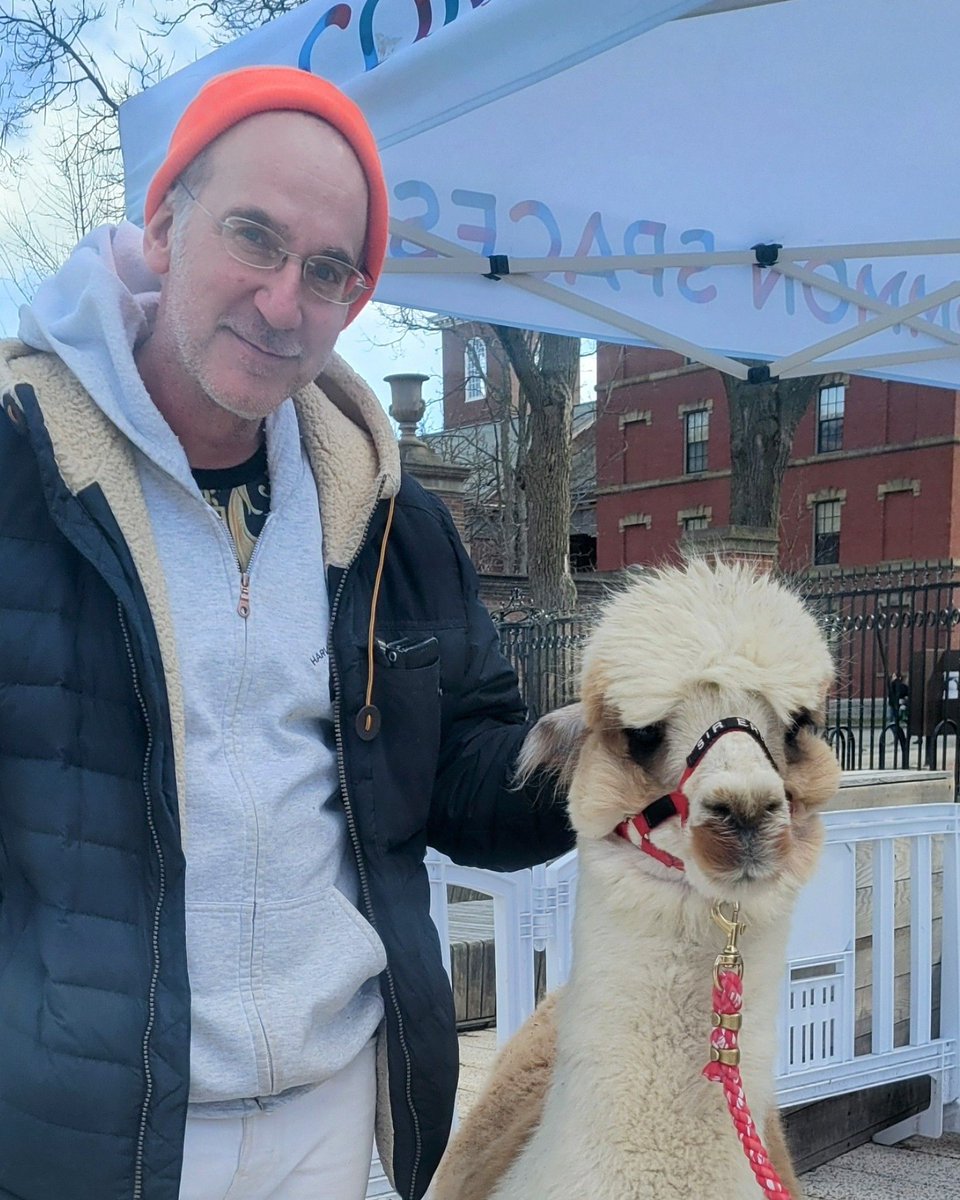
702, 909, 794, 1200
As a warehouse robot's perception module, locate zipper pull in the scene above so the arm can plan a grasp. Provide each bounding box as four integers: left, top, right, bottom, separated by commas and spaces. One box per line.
238, 572, 251, 619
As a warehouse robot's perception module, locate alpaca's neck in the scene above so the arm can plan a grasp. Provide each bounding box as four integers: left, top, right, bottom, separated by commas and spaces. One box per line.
566, 853, 788, 1052
492, 848, 797, 1198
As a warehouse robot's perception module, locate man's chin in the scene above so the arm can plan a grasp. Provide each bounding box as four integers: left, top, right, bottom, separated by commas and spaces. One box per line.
202, 382, 290, 423
198, 359, 304, 419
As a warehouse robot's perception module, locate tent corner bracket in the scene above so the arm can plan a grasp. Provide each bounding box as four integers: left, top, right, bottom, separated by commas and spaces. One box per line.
485, 255, 511, 280
751, 242, 782, 268
747, 364, 776, 385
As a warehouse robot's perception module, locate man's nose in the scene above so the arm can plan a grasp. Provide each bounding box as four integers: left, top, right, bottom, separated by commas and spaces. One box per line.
253, 260, 305, 331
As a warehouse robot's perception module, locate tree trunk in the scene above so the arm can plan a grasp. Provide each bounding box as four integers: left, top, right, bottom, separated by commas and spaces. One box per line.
494, 327, 578, 611
724, 364, 822, 531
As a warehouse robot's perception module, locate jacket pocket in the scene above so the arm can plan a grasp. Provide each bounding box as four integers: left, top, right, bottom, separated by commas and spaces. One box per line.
362, 646, 442, 852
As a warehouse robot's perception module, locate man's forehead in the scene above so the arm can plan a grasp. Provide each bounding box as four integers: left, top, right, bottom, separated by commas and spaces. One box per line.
191, 110, 369, 257
203, 109, 356, 168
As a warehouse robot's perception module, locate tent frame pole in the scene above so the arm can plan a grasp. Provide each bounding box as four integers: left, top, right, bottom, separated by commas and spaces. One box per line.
386, 219, 960, 381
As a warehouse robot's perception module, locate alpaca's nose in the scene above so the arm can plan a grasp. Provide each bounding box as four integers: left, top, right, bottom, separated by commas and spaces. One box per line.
704, 792, 788, 832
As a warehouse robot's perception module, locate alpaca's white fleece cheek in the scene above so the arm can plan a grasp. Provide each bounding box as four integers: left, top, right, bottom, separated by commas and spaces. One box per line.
784, 736, 841, 811
566, 740, 650, 839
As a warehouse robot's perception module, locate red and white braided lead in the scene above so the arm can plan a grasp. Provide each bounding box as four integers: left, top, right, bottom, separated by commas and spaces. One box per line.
702, 969, 793, 1200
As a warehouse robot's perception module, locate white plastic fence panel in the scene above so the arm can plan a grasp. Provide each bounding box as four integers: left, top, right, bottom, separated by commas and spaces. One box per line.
426, 850, 452, 979
425, 849, 537, 1043
785, 841, 855, 963
942, 820, 960, 1124
911, 836, 934, 1048
543, 850, 579, 991
782, 958, 852, 1075
775, 804, 960, 1116
366, 1154, 396, 1199
872, 837, 897, 1055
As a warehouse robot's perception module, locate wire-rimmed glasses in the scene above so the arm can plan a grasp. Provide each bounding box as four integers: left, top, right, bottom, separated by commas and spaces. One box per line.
178, 180, 370, 306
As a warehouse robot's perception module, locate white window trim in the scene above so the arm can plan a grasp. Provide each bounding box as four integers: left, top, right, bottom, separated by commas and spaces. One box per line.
619, 513, 652, 532
877, 478, 921, 500
464, 337, 487, 402
677, 505, 713, 528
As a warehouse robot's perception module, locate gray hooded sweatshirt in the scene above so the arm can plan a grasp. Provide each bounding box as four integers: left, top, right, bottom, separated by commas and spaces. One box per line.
18, 222, 387, 1109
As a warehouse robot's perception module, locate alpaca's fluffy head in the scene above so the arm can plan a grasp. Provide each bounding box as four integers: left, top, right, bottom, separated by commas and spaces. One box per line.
519, 561, 839, 909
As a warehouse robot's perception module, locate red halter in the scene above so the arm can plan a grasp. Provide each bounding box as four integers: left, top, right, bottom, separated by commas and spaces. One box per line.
615, 718, 779, 872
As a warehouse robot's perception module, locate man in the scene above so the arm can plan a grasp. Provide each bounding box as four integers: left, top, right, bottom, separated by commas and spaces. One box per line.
887, 672, 909, 726
886, 671, 909, 761
0, 67, 571, 1200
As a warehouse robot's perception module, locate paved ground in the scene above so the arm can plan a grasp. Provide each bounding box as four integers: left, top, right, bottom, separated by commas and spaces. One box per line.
802, 1133, 960, 1198
455, 1028, 959, 1197
455, 1028, 500, 1119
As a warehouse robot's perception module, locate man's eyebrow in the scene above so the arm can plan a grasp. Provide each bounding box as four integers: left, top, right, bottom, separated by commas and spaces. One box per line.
228, 206, 291, 237
227, 207, 361, 268
317, 248, 362, 269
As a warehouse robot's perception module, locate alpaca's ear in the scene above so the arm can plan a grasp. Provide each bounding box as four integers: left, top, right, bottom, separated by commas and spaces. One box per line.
514, 703, 588, 789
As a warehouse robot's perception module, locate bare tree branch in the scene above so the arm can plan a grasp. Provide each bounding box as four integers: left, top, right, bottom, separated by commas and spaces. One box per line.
0, 0, 120, 147
152, 0, 303, 45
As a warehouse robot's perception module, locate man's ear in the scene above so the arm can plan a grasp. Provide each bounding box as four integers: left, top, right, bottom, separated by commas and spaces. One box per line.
142, 194, 177, 277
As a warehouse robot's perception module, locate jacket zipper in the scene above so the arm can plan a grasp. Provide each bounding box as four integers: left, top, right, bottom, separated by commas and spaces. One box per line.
236, 522, 268, 617
327, 482, 425, 1200
238, 572, 251, 618
214, 510, 277, 1088
117, 600, 165, 1200
205, 506, 269, 620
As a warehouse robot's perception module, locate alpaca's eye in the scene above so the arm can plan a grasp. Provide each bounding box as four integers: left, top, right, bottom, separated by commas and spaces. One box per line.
785, 710, 816, 747
624, 724, 664, 764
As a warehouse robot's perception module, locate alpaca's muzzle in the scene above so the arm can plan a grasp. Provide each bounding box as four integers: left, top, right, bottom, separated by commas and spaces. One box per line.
616, 716, 783, 874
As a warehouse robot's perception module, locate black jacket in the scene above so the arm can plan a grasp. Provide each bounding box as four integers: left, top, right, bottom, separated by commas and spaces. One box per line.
0, 361, 572, 1200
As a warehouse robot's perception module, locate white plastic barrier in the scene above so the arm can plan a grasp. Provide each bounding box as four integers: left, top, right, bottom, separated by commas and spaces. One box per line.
425, 803, 960, 1129
778, 803, 960, 1141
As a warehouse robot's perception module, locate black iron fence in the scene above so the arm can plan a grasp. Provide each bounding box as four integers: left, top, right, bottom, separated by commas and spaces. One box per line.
800, 564, 960, 792
493, 565, 960, 794
492, 598, 590, 722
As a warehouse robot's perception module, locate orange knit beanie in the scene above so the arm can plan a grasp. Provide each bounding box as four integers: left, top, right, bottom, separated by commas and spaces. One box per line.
144, 65, 387, 324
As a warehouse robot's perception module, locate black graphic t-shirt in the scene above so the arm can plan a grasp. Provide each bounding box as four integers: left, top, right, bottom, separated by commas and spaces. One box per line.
193, 442, 271, 572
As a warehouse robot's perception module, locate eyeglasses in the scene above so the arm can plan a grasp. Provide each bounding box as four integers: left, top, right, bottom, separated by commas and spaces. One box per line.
178, 181, 370, 306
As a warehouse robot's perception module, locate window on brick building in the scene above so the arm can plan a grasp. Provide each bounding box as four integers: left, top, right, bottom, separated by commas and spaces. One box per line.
684, 409, 709, 474
816, 385, 845, 453
464, 337, 487, 402
813, 499, 841, 565
682, 515, 709, 532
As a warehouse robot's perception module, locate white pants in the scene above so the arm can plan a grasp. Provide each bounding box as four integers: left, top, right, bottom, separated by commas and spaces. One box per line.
178, 1040, 376, 1200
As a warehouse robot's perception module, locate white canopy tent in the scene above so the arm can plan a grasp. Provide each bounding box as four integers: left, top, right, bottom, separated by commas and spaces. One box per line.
120, 0, 960, 388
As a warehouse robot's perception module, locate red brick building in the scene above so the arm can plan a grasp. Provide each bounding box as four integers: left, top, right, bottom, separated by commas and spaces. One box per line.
437, 323, 597, 574
595, 345, 960, 572
439, 321, 518, 432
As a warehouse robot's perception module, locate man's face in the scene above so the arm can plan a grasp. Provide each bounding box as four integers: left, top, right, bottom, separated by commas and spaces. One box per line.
146, 111, 368, 421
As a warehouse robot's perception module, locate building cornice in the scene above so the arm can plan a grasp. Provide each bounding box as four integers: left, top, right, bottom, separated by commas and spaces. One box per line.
789, 435, 960, 468
596, 468, 729, 496
605, 362, 709, 390
596, 436, 960, 497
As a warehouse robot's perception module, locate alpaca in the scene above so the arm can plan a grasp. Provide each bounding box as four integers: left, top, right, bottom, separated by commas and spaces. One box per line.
432, 562, 840, 1200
